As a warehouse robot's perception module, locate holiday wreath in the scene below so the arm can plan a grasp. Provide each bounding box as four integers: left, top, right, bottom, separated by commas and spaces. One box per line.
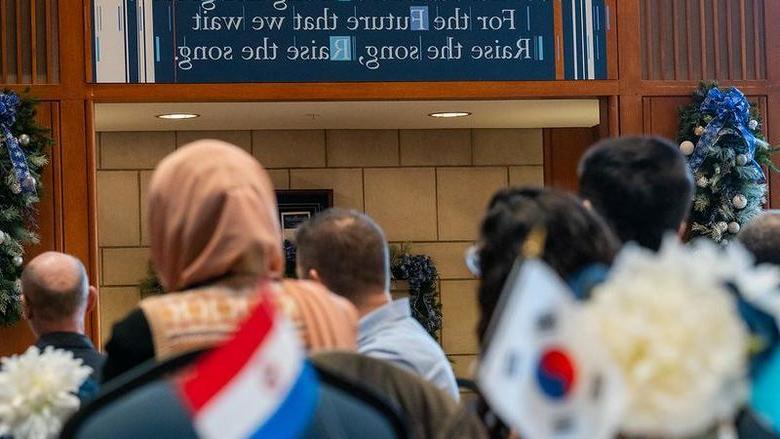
0, 90, 50, 325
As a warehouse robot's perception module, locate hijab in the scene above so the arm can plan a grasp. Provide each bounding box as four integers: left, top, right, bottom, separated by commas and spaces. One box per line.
275, 280, 358, 352
147, 140, 283, 292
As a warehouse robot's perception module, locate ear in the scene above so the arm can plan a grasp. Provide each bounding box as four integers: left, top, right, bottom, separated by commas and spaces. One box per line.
86, 286, 98, 313
582, 199, 593, 210
677, 221, 688, 239
307, 269, 322, 283
21, 294, 32, 320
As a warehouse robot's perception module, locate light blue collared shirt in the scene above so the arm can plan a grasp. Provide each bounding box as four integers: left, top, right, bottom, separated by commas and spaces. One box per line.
358, 298, 459, 400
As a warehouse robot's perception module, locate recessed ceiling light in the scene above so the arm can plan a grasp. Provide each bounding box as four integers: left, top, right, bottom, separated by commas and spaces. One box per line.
156, 113, 200, 120
428, 111, 471, 118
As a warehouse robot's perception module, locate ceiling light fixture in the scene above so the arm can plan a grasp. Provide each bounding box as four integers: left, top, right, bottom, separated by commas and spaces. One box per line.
428, 111, 472, 118
156, 113, 200, 120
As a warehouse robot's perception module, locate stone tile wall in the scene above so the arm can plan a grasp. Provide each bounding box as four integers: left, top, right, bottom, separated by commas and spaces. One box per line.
96, 128, 544, 378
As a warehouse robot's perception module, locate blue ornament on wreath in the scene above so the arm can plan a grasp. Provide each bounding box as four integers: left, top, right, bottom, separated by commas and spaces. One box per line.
688, 87, 764, 184
0, 92, 36, 196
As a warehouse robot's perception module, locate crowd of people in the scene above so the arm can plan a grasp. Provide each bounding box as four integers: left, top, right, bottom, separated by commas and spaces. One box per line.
5, 135, 779, 438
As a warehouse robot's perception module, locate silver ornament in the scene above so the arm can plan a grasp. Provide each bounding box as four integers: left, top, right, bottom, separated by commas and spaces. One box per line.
696, 176, 709, 188
728, 222, 741, 234
762, 196, 768, 205
736, 154, 748, 166
22, 175, 35, 190
10, 182, 21, 194
749, 119, 759, 130
716, 221, 729, 233
732, 194, 748, 210
14, 279, 21, 292
0, 231, 5, 245
694, 126, 705, 136
18, 134, 30, 146
679, 140, 695, 156
13, 256, 22, 267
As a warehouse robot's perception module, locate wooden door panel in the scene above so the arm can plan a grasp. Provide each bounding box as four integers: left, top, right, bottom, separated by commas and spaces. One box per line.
543, 127, 601, 192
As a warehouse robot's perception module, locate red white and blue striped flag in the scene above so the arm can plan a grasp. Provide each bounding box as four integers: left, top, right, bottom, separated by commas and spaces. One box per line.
177, 293, 319, 439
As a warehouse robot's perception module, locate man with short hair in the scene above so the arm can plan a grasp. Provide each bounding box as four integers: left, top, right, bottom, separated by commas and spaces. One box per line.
738, 213, 780, 265
578, 136, 694, 251
296, 209, 459, 400
21, 252, 104, 381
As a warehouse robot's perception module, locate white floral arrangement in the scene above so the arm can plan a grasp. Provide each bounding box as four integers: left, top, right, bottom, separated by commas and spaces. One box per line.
0, 346, 92, 439
585, 236, 780, 438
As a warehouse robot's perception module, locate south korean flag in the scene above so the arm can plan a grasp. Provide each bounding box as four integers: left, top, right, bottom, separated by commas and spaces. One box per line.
478, 258, 626, 439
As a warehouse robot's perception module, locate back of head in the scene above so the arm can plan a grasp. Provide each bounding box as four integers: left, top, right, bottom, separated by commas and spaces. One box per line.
738, 213, 780, 265
148, 140, 283, 292
295, 209, 389, 304
476, 187, 619, 343
578, 136, 694, 251
22, 252, 89, 325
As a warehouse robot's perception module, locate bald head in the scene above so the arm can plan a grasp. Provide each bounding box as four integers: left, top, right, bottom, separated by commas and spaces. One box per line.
295, 209, 389, 304
22, 252, 89, 327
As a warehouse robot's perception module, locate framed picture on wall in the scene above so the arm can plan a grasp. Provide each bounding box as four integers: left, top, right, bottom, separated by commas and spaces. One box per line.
275, 190, 333, 241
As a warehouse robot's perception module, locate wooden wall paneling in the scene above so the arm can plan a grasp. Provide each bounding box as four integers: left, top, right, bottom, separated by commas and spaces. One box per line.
90, 80, 622, 102
641, 96, 692, 140
553, 0, 564, 80
543, 127, 600, 192
763, 0, 780, 207
605, 0, 618, 79
59, 99, 97, 340
84, 99, 98, 342
617, 0, 643, 134
0, 0, 7, 84
608, 95, 620, 137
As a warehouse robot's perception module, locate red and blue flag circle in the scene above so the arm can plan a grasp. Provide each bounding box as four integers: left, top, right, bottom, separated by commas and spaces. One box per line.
535, 347, 577, 400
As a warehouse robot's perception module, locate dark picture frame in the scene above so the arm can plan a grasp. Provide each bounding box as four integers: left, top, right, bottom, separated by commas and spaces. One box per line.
275, 189, 333, 241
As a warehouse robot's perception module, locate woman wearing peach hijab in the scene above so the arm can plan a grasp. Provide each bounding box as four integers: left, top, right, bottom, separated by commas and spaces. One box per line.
102, 140, 357, 382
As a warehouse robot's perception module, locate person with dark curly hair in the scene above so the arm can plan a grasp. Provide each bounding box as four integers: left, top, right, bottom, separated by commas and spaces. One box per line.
474, 187, 620, 345
471, 187, 620, 438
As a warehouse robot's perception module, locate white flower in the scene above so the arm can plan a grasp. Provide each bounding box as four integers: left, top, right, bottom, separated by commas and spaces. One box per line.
585, 237, 750, 438
0, 346, 92, 439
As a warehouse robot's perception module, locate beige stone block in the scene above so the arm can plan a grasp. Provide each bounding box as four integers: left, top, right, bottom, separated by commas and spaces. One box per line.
441, 280, 479, 355
268, 169, 290, 190
509, 165, 545, 187
400, 130, 471, 166
100, 132, 175, 169
473, 129, 543, 165
408, 242, 474, 280
98, 171, 140, 247
449, 354, 477, 379
176, 131, 251, 152
437, 168, 507, 241
99, 287, 141, 346
139, 171, 154, 246
327, 130, 399, 167
364, 168, 436, 241
102, 247, 150, 286
290, 169, 364, 211
252, 130, 325, 168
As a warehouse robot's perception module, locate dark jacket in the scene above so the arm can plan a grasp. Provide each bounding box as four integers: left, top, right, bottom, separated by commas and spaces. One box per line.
312, 351, 487, 439
101, 308, 154, 383
35, 332, 105, 383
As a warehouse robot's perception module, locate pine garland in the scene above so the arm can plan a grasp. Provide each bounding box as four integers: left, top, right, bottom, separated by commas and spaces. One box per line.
677, 82, 775, 243
0, 90, 50, 325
